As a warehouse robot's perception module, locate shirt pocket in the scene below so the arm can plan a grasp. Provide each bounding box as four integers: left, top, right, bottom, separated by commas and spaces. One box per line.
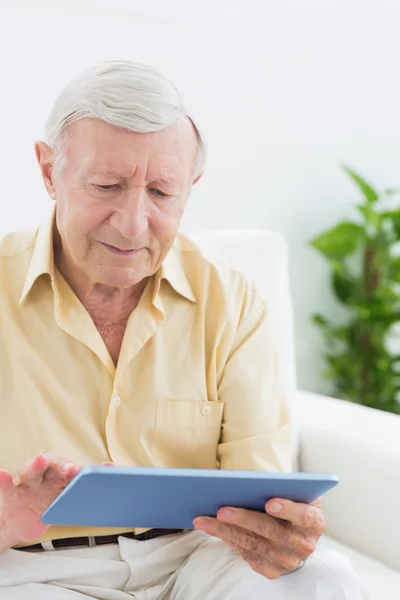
151, 399, 224, 469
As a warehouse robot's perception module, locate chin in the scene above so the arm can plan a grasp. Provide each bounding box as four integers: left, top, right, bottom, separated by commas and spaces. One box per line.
95, 267, 146, 289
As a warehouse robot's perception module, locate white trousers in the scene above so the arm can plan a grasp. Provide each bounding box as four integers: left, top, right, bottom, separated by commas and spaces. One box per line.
0, 531, 370, 599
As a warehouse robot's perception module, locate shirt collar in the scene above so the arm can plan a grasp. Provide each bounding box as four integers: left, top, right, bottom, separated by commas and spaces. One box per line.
19, 206, 56, 305
19, 208, 196, 305
158, 242, 196, 304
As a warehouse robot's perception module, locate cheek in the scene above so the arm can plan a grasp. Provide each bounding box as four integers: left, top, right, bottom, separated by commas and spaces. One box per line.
57, 199, 110, 255
73, 192, 109, 228
150, 205, 185, 239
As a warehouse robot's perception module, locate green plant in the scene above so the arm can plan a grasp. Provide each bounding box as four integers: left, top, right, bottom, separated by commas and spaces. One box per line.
309, 165, 400, 414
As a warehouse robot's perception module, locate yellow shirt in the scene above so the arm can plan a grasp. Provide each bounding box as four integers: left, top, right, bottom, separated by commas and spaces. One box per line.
0, 208, 291, 547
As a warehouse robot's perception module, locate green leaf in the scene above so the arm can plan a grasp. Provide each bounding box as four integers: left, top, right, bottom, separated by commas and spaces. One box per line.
312, 313, 330, 327
311, 167, 400, 415
310, 222, 364, 260
332, 270, 354, 303
342, 165, 379, 203
389, 257, 400, 280
357, 204, 380, 228
381, 210, 400, 239
331, 326, 352, 341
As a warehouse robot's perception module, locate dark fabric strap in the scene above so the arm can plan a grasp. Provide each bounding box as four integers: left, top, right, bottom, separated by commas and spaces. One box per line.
18, 528, 184, 551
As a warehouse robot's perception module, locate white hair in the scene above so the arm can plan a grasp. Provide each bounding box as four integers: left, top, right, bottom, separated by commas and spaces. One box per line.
44, 60, 205, 177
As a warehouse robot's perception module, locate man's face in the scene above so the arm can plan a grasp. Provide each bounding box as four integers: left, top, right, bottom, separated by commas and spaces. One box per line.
40, 117, 198, 289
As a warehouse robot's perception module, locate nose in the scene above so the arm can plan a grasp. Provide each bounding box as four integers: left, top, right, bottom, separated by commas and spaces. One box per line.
109, 187, 149, 240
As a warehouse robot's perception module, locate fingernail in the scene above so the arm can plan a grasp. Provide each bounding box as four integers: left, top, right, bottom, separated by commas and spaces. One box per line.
63, 463, 76, 472
193, 518, 211, 532
268, 502, 282, 514
219, 508, 236, 522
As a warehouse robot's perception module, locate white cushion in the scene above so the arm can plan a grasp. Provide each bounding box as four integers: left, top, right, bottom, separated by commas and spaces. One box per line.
295, 390, 400, 572
319, 535, 400, 600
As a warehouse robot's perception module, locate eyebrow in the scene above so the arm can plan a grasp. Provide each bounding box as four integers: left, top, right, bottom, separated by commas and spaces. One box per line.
156, 176, 179, 188
87, 169, 126, 179
86, 169, 179, 187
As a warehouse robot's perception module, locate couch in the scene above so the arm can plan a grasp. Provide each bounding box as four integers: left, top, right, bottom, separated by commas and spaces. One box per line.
189, 228, 400, 600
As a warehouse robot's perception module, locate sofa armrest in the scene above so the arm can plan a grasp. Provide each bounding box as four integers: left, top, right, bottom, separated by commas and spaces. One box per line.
294, 390, 400, 572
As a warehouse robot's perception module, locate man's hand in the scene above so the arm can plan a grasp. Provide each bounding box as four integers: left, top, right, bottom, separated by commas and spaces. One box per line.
193, 497, 325, 580
0, 453, 81, 548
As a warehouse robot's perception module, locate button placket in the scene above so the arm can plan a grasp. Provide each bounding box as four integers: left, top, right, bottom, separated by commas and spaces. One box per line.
112, 396, 121, 407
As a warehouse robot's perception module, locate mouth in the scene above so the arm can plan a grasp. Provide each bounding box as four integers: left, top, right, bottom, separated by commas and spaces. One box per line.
99, 242, 143, 256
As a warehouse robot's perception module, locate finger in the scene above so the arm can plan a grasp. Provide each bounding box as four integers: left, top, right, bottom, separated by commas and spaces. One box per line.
194, 517, 274, 556
215, 506, 318, 556
247, 555, 283, 580
61, 463, 81, 478
220, 535, 283, 580
216, 506, 286, 542
268, 548, 306, 572
219, 527, 304, 574
43, 457, 80, 483
0, 469, 15, 496
265, 498, 325, 533
15, 454, 50, 487
311, 497, 323, 509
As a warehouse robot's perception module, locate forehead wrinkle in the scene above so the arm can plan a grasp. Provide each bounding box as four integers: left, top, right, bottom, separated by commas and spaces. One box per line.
87, 168, 129, 179
85, 158, 182, 187
155, 175, 179, 186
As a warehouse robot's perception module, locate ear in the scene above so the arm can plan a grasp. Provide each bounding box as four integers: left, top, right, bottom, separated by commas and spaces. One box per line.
192, 172, 203, 186
34, 141, 57, 200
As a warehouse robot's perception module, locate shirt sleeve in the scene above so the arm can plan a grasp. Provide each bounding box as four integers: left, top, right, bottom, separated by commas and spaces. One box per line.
217, 283, 293, 472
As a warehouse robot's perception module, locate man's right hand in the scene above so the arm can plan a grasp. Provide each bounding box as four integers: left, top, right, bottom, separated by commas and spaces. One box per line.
0, 453, 80, 549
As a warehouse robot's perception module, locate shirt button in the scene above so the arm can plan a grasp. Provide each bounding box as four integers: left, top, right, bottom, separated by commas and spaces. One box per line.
112, 396, 121, 407
201, 405, 212, 416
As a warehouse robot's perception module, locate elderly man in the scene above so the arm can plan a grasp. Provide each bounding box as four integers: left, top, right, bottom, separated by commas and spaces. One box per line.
0, 61, 368, 599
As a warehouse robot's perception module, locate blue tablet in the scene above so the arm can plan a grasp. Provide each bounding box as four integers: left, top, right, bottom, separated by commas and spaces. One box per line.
42, 466, 339, 530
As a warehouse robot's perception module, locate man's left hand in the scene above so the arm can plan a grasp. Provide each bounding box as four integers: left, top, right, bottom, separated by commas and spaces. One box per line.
193, 497, 325, 580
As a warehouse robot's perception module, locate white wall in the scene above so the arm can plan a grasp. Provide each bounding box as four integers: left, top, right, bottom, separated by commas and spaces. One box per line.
1, 0, 400, 393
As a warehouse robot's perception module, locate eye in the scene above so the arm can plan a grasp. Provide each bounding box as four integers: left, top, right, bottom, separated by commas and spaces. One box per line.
95, 184, 117, 191
150, 188, 170, 198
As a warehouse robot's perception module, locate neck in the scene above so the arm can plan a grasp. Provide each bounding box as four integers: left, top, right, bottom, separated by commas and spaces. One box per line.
81, 281, 148, 324
55, 249, 148, 324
